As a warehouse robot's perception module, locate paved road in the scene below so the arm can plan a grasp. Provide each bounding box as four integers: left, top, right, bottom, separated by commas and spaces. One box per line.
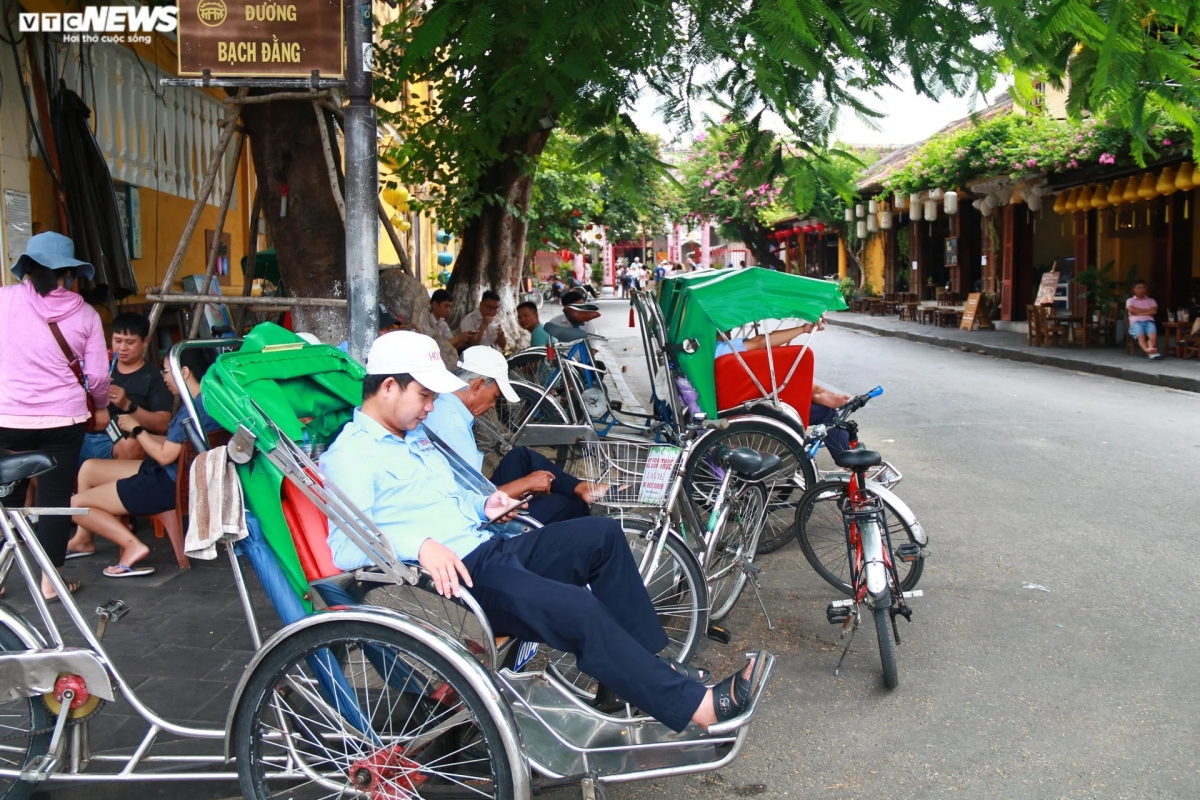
579, 298, 1200, 800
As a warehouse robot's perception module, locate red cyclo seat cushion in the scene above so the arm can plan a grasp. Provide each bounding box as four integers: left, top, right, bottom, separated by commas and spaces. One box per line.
280, 479, 340, 581
714, 345, 814, 427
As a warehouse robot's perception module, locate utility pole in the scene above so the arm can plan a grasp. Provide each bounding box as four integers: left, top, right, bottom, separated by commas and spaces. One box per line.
344, 0, 379, 362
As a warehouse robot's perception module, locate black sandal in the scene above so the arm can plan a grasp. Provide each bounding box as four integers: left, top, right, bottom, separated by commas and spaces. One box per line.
711, 653, 764, 724
665, 659, 710, 683
43, 580, 82, 604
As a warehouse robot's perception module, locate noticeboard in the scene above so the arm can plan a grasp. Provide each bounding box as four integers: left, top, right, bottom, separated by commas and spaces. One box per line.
960, 292, 982, 330
177, 0, 344, 78
1034, 271, 1060, 306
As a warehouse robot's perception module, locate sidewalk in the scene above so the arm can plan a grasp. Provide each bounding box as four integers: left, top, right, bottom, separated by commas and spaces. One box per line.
827, 312, 1200, 394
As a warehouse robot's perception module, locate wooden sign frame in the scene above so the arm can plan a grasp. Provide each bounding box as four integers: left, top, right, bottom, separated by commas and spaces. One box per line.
959, 292, 982, 330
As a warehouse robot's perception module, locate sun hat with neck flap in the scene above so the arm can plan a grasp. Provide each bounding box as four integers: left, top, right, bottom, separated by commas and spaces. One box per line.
11, 232, 95, 281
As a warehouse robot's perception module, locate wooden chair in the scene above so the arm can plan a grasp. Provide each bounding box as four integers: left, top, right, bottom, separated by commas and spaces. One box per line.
152, 428, 232, 569
1085, 302, 1120, 348
1040, 305, 1068, 347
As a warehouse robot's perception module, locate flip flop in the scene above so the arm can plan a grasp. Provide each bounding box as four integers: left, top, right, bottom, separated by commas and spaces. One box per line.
43, 580, 83, 604
104, 564, 155, 578
65, 549, 95, 560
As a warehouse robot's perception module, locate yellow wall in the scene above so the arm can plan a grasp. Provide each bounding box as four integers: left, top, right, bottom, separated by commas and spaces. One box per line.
862, 234, 886, 293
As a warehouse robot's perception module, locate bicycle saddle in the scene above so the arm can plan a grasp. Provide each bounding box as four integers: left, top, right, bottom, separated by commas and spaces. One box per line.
721, 447, 782, 481
0, 450, 56, 486
833, 448, 883, 470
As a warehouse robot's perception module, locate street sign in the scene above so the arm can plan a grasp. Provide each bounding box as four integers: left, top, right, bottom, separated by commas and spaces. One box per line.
1034, 271, 1059, 306
177, 0, 344, 78
960, 292, 981, 330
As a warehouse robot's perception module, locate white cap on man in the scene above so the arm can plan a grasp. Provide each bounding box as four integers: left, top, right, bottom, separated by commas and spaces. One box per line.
366, 331, 467, 394
458, 346, 519, 402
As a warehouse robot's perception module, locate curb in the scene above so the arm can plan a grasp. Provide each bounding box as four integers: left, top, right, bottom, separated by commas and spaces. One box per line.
827, 318, 1200, 395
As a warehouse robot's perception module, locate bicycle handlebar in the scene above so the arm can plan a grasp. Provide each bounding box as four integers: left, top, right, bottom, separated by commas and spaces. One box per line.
837, 385, 883, 421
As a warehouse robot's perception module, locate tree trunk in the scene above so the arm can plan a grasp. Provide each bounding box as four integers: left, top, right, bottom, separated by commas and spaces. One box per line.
447, 129, 552, 338
733, 221, 783, 269
239, 98, 348, 343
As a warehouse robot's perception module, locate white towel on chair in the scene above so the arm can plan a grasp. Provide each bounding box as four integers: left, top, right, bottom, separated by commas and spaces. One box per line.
185, 445, 249, 560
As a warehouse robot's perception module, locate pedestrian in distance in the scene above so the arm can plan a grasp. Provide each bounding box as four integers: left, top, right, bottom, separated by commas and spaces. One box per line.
1126, 279, 1162, 359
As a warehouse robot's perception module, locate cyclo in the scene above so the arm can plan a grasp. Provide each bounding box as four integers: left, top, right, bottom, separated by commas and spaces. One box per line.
0, 325, 773, 800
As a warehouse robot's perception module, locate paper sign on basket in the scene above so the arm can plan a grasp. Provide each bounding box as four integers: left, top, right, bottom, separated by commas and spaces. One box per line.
638, 446, 682, 505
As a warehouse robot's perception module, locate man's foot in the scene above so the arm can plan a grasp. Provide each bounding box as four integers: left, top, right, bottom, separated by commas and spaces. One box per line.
42, 578, 83, 603
575, 482, 610, 505
692, 655, 758, 729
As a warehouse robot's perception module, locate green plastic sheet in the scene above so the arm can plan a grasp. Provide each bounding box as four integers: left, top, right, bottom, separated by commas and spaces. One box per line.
201, 323, 365, 603
657, 268, 848, 417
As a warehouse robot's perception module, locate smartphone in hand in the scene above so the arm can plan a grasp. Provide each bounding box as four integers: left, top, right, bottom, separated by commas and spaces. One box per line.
483, 492, 532, 524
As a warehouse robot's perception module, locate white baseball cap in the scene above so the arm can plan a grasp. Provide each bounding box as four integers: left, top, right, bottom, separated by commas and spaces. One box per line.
366, 331, 467, 394
458, 346, 519, 403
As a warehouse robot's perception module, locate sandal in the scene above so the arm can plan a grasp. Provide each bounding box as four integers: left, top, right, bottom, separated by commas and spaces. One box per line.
711, 652, 766, 725
43, 580, 83, 604
104, 563, 155, 578
664, 658, 710, 683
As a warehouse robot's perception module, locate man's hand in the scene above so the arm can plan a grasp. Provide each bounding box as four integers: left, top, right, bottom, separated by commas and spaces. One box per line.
108, 384, 130, 411
509, 471, 554, 497
484, 490, 525, 523
418, 539, 473, 598
496, 326, 508, 350
117, 413, 140, 435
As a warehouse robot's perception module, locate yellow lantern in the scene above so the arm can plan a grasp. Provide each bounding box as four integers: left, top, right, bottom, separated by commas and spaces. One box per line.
1156, 167, 1177, 196
1123, 177, 1142, 204
1107, 179, 1127, 206
1053, 191, 1068, 215
1063, 187, 1081, 213
1136, 172, 1158, 200
1174, 162, 1195, 192
1076, 185, 1094, 210
389, 215, 411, 232
1091, 183, 1110, 209
382, 186, 408, 209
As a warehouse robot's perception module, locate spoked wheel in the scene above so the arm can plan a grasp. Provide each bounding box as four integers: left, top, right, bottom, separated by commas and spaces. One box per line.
233, 619, 516, 800
507, 350, 550, 384
794, 479, 924, 596
488, 381, 576, 469
704, 481, 768, 622
0, 622, 50, 800
545, 518, 708, 701
682, 418, 815, 555
873, 606, 898, 690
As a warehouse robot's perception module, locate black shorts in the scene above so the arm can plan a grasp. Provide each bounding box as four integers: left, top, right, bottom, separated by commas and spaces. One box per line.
115, 460, 177, 517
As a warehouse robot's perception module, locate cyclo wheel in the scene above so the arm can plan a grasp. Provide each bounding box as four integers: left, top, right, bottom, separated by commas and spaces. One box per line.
705, 481, 768, 622
489, 380, 576, 469
233, 618, 517, 800
682, 416, 814, 555
0, 621, 51, 800
794, 479, 924, 596
507, 349, 549, 383
546, 518, 708, 700
873, 606, 898, 690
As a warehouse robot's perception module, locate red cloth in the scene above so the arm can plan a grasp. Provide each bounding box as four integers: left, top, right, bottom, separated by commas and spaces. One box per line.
714, 345, 814, 426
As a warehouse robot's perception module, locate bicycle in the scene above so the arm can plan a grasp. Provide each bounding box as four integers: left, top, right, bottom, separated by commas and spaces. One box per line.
792, 411, 926, 689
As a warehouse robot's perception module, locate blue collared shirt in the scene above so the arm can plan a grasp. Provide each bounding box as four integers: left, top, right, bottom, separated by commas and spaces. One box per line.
320, 408, 490, 569
421, 393, 483, 472
714, 338, 747, 358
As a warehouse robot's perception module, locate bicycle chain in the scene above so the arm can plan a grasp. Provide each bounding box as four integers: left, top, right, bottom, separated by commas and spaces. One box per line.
0, 696, 107, 744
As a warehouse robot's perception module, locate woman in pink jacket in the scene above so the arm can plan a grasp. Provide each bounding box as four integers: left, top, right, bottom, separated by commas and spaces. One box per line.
0, 232, 110, 601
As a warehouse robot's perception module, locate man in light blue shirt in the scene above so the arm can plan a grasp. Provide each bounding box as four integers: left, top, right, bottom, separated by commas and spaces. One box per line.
320, 331, 763, 734
713, 319, 821, 357
423, 346, 598, 523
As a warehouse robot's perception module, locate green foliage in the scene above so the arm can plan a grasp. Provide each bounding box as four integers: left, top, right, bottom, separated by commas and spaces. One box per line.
881, 114, 1156, 195
999, 0, 1200, 164
526, 132, 604, 256
836, 276, 857, 303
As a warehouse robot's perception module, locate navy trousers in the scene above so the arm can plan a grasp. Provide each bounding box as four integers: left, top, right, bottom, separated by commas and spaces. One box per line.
463, 517, 706, 732
490, 446, 588, 524
809, 403, 850, 455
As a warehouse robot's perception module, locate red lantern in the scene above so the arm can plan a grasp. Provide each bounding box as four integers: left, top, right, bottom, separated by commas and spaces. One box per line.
571, 209, 582, 217
541, 237, 549, 244
803, 224, 815, 234
815, 222, 826, 233
560, 249, 572, 261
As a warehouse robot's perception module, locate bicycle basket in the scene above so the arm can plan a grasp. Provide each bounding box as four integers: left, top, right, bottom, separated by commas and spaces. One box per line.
579, 436, 683, 509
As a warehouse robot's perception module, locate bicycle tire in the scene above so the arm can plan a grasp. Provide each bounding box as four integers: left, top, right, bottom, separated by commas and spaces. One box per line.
0, 620, 50, 800
682, 417, 814, 554
233, 618, 516, 800
873, 606, 898, 690
794, 479, 924, 596
491, 380, 575, 468
704, 481, 767, 622
545, 520, 708, 699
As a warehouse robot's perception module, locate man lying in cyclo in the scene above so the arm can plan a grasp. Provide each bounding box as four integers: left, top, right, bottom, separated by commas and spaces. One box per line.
319, 331, 764, 733
423, 345, 606, 523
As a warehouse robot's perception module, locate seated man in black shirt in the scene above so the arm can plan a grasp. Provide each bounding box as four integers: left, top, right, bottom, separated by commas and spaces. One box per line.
77, 312, 174, 465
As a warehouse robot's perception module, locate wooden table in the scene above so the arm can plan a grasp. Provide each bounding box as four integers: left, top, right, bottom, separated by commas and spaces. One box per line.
934, 306, 963, 327
899, 302, 919, 322
1052, 314, 1086, 348
919, 306, 937, 325
1163, 321, 1189, 356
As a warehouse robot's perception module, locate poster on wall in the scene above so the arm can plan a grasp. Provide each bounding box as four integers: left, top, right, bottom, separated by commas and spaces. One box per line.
4, 190, 31, 268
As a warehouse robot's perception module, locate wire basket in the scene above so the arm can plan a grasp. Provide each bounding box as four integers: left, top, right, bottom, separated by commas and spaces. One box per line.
579, 436, 684, 509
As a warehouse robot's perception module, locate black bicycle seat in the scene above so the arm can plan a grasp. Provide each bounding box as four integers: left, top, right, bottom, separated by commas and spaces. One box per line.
722, 446, 781, 481
833, 448, 883, 470
0, 450, 56, 486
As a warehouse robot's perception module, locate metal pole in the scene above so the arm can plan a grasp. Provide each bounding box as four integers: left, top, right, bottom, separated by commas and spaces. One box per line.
344, 0, 379, 362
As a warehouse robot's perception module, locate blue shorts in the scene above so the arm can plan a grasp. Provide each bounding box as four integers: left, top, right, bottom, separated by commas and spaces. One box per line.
77, 432, 114, 467
1128, 320, 1156, 338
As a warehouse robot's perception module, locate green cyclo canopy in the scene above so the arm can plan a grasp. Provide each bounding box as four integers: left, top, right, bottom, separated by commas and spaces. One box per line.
657, 267, 848, 417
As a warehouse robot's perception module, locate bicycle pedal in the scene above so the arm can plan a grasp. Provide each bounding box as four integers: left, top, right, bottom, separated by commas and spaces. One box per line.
826, 603, 852, 624
706, 624, 732, 644
894, 542, 923, 562
892, 605, 913, 623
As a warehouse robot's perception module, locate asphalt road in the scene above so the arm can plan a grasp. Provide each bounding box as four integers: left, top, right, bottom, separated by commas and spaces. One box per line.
578, 298, 1200, 800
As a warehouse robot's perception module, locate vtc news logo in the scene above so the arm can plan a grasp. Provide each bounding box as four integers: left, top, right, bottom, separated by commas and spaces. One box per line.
18, 6, 179, 33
